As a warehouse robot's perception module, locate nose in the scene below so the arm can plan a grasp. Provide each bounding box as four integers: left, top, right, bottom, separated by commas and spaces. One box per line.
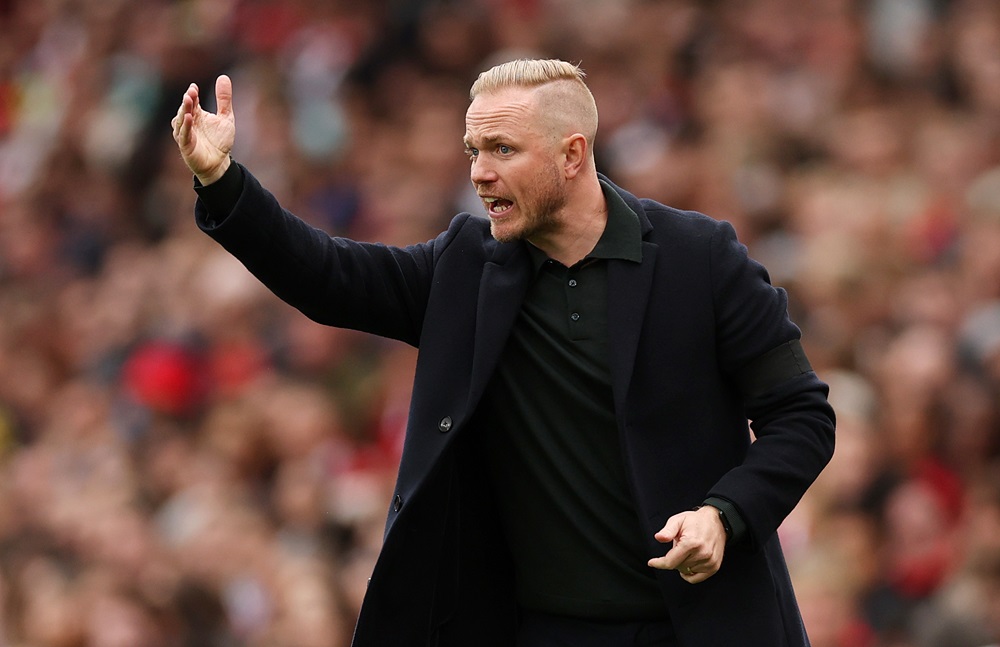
470, 156, 497, 186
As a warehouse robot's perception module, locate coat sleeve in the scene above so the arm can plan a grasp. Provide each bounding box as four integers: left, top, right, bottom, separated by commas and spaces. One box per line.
194, 163, 464, 347
705, 221, 836, 552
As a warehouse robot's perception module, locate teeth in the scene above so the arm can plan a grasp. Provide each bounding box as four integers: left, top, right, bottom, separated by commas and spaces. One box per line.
483, 196, 510, 214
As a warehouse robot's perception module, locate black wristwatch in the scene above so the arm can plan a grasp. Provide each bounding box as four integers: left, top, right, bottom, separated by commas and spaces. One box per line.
713, 505, 734, 542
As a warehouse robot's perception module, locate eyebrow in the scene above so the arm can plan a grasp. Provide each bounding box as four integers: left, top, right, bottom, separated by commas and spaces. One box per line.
463, 133, 512, 148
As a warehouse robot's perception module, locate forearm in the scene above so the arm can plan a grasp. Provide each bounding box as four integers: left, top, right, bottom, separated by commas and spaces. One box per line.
707, 373, 835, 551
194, 162, 433, 343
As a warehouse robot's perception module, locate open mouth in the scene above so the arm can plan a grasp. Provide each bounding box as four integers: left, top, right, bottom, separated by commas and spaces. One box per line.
483, 196, 514, 217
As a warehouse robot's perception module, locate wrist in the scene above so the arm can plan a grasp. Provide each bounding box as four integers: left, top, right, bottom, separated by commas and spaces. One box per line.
694, 504, 732, 543
699, 496, 746, 546
196, 156, 232, 187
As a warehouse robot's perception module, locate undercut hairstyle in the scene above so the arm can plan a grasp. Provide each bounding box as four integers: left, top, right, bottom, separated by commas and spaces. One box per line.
470, 59, 599, 148
470, 59, 588, 98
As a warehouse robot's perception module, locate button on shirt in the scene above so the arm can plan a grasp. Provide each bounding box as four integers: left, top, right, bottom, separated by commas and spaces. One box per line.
481, 181, 665, 620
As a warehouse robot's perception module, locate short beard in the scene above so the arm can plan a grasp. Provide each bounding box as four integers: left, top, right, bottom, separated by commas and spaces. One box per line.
490, 162, 565, 244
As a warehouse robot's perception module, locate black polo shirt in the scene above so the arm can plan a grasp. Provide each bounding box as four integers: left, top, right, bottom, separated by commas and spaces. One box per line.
480, 181, 667, 620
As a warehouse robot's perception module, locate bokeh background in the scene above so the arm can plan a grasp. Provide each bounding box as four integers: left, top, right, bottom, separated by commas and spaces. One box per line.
1, 0, 1000, 645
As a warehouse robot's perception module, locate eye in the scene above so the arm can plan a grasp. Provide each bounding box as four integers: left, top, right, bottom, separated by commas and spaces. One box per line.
464, 147, 478, 159
498, 145, 512, 155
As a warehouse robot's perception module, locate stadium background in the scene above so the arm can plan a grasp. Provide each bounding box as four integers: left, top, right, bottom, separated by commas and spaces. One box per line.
1, 0, 999, 645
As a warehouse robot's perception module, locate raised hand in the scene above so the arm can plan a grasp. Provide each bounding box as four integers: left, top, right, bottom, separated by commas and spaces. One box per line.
171, 75, 235, 186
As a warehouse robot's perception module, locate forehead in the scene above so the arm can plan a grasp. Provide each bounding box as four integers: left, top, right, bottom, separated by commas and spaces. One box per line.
464, 87, 541, 142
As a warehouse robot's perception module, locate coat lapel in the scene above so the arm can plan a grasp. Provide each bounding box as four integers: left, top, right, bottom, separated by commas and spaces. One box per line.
467, 243, 533, 409
607, 239, 659, 415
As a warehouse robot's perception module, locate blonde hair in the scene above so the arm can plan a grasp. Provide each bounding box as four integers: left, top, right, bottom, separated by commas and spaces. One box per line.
470, 59, 599, 149
470, 59, 588, 98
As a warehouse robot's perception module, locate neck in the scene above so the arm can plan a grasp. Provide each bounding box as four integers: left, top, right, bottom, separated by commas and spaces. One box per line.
529, 176, 607, 266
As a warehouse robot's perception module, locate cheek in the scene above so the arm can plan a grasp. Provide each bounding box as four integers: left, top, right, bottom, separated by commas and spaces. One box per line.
507, 156, 547, 185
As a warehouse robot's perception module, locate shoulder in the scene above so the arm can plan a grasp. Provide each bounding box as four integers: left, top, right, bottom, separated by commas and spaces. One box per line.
641, 200, 731, 241
601, 174, 733, 244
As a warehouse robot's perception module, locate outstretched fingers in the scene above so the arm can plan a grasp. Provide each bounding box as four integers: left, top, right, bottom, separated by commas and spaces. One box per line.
172, 84, 199, 145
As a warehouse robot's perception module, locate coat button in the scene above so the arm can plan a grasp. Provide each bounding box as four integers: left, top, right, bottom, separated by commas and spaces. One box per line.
438, 416, 453, 432
393, 494, 402, 512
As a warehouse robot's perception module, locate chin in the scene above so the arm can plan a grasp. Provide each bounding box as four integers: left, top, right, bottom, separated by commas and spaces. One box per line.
489, 220, 525, 244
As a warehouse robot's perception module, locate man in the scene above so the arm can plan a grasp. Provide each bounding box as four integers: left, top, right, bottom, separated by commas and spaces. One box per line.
172, 59, 835, 647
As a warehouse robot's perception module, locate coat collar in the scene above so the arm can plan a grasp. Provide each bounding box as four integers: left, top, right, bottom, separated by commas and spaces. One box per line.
467, 242, 533, 410
582, 175, 660, 409
598, 172, 654, 238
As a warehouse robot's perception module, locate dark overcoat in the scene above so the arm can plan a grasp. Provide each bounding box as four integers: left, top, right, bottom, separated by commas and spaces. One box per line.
197, 165, 836, 647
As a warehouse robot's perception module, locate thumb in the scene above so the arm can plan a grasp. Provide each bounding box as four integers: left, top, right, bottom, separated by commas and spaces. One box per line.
654, 514, 683, 544
216, 74, 233, 117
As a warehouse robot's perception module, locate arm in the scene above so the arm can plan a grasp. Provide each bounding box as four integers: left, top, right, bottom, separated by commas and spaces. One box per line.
705, 221, 835, 549
195, 163, 439, 344
171, 76, 440, 345
648, 221, 835, 582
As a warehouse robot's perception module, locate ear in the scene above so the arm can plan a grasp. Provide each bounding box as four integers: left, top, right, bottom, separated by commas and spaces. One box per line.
562, 133, 588, 179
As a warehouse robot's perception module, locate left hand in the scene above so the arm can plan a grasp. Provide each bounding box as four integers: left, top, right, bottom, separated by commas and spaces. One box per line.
647, 506, 727, 584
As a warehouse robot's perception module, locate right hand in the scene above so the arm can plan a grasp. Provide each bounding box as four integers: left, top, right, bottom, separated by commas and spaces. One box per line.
171, 75, 235, 186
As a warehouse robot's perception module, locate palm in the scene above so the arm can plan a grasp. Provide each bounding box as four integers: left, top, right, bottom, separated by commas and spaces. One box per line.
173, 75, 235, 184
187, 108, 234, 169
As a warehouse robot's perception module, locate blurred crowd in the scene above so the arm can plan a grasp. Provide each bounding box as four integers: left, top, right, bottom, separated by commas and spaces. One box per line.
1, 0, 999, 645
